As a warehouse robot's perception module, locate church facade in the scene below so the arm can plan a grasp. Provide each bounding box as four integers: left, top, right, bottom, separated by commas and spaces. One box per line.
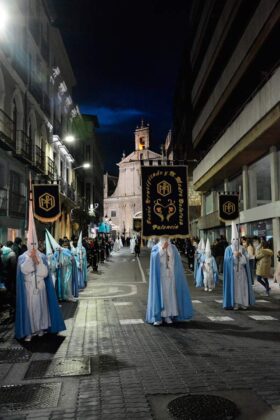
103, 122, 161, 237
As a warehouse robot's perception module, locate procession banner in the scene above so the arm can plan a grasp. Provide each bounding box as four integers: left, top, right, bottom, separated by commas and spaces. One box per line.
141, 165, 188, 238
33, 184, 61, 223
218, 193, 239, 222
133, 218, 142, 232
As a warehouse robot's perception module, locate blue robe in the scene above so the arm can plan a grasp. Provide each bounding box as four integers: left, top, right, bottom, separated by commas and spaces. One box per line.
196, 254, 219, 287
54, 248, 78, 300
15, 253, 66, 340
223, 245, 255, 309
146, 244, 193, 323
73, 249, 85, 290
194, 250, 203, 282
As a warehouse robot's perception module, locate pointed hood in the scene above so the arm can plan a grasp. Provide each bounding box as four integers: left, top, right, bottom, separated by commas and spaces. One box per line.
27, 199, 38, 252
45, 230, 53, 256
205, 238, 211, 257
197, 239, 202, 251
45, 229, 61, 251
201, 238, 206, 252
231, 221, 239, 250
231, 221, 239, 241
77, 231, 82, 249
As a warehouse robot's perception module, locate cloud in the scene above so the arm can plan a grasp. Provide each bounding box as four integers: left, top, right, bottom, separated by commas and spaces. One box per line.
79, 105, 147, 131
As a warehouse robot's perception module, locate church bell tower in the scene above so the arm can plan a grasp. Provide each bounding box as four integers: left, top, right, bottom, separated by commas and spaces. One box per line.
135, 120, 150, 151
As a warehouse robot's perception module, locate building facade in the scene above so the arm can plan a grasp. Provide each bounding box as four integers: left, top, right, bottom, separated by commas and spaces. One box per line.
0, 0, 88, 243
103, 122, 161, 237
174, 0, 280, 262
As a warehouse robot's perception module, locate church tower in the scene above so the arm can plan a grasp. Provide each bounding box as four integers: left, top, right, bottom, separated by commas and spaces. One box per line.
135, 120, 150, 151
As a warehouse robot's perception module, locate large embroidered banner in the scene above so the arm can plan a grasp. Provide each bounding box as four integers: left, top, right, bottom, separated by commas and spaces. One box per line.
33, 184, 61, 223
218, 193, 239, 222
141, 165, 188, 238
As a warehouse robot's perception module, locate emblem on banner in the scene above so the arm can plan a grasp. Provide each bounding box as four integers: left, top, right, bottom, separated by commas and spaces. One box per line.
222, 200, 236, 216
218, 194, 239, 221
33, 184, 61, 223
157, 181, 171, 197
39, 193, 55, 212
141, 165, 188, 238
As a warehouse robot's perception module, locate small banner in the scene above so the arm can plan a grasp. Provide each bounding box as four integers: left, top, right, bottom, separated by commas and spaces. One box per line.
33, 184, 61, 223
141, 165, 188, 238
218, 194, 239, 221
133, 218, 142, 232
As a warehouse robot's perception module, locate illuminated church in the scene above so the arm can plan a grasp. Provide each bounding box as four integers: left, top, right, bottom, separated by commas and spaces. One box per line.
103, 121, 161, 236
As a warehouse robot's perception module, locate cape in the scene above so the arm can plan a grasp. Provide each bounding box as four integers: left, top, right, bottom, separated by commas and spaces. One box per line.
15, 252, 66, 339
146, 244, 193, 323
195, 254, 219, 287
223, 245, 255, 309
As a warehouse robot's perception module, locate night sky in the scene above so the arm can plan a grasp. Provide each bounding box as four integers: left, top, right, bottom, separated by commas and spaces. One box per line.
53, 0, 190, 174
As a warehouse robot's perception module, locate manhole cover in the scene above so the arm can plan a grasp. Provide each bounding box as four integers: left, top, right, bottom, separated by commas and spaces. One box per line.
168, 394, 239, 420
0, 348, 32, 363
0, 383, 61, 412
24, 356, 91, 379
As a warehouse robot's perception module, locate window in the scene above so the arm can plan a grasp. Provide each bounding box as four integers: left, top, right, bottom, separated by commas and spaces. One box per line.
248, 155, 271, 208
10, 171, 20, 193
12, 98, 17, 141
228, 173, 243, 211
111, 210, 116, 217
205, 192, 213, 215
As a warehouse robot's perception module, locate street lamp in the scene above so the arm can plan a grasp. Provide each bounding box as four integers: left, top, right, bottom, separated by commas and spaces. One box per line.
73, 162, 91, 170
64, 135, 75, 143
0, 4, 8, 33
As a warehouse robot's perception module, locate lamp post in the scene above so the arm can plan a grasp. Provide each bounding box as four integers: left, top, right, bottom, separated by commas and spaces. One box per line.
73, 162, 91, 170
0, 4, 8, 34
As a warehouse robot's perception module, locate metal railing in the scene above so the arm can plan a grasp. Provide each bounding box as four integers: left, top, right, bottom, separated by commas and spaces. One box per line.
47, 157, 55, 179
34, 145, 45, 172
0, 109, 16, 150
67, 184, 76, 202
16, 131, 32, 162
0, 187, 8, 216
9, 191, 25, 217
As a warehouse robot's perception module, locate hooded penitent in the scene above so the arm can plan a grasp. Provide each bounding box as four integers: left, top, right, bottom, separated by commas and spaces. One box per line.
15, 198, 66, 339
231, 220, 239, 251
205, 238, 211, 258
27, 199, 38, 253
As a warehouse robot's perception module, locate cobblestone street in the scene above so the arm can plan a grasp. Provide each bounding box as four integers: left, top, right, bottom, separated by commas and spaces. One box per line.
0, 247, 280, 419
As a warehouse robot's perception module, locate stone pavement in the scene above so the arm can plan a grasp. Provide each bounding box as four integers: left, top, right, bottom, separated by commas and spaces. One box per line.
0, 247, 280, 419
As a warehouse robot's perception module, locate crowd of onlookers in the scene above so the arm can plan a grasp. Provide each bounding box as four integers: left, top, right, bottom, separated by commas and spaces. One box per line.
180, 235, 280, 291
0, 233, 143, 315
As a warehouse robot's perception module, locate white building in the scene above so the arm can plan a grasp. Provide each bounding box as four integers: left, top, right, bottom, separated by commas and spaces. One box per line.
0, 0, 84, 242
104, 122, 161, 237
186, 0, 280, 265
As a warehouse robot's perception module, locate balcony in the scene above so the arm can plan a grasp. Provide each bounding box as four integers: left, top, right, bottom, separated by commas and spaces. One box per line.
41, 38, 49, 63
42, 92, 51, 118
16, 131, 32, 163
33, 145, 45, 174
0, 188, 8, 216
0, 109, 16, 151
9, 191, 25, 217
29, 78, 42, 105
53, 119, 62, 138
67, 184, 76, 202
47, 157, 55, 180
59, 178, 67, 195
12, 49, 28, 84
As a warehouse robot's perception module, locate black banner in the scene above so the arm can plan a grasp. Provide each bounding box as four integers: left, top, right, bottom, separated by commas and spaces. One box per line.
218, 194, 239, 221
133, 218, 142, 232
33, 184, 61, 223
141, 165, 188, 238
